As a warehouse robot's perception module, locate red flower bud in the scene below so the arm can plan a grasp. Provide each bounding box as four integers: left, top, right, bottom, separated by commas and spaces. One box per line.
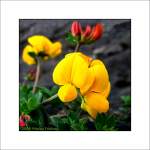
27, 67, 36, 81
24, 115, 31, 121
19, 114, 31, 127
71, 21, 82, 37
82, 25, 91, 38
90, 23, 104, 41
19, 117, 26, 127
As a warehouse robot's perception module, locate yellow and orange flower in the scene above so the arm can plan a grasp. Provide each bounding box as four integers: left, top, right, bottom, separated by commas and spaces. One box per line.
22, 35, 62, 65
53, 52, 110, 118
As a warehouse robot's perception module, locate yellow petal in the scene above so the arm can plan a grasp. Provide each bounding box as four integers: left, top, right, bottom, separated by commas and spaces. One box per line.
71, 54, 89, 88
85, 92, 109, 113
49, 42, 62, 58
81, 101, 97, 119
53, 54, 74, 85
66, 52, 92, 65
101, 82, 111, 98
90, 59, 102, 67
80, 68, 95, 95
58, 84, 77, 102
65, 52, 76, 58
78, 53, 92, 64
28, 35, 52, 53
89, 59, 109, 93
22, 45, 36, 65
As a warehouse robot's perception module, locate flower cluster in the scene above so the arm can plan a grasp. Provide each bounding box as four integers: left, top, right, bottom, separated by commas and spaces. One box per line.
71, 21, 104, 44
53, 52, 110, 118
19, 113, 31, 127
22, 35, 62, 65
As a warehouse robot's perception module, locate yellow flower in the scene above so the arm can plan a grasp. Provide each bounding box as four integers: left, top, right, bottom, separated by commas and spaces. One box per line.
22, 35, 62, 65
52, 52, 110, 118
22, 45, 36, 65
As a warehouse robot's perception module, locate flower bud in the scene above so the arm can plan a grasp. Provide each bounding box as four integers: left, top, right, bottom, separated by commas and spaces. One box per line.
71, 21, 82, 37
19, 117, 26, 127
90, 23, 103, 41
24, 115, 31, 121
27, 67, 36, 81
82, 25, 91, 38
19, 114, 31, 127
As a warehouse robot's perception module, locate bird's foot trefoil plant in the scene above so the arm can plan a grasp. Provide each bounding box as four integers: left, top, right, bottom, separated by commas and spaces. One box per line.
19, 21, 129, 131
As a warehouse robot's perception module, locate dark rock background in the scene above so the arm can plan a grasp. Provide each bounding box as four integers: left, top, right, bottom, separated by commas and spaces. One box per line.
19, 19, 131, 129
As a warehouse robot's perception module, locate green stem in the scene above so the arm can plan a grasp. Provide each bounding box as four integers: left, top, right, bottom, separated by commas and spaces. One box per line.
78, 92, 85, 103
32, 58, 40, 93
42, 94, 58, 104
74, 42, 80, 52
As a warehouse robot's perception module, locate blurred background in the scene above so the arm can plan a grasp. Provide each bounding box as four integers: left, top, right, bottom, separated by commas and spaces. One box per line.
19, 19, 131, 130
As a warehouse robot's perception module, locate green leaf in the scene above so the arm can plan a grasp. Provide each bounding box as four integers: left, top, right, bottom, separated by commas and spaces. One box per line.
20, 97, 29, 114
68, 111, 78, 123
27, 96, 40, 111
19, 84, 32, 99
61, 118, 69, 124
49, 116, 69, 130
49, 116, 60, 128
79, 118, 88, 130
121, 96, 131, 107
95, 113, 117, 131
39, 86, 58, 97
69, 118, 87, 131
37, 109, 45, 128
66, 33, 79, 45
50, 86, 59, 95
48, 110, 88, 131
19, 84, 33, 114
38, 87, 52, 96
27, 90, 43, 111
67, 111, 88, 131
70, 123, 79, 131
35, 91, 43, 103
28, 108, 46, 128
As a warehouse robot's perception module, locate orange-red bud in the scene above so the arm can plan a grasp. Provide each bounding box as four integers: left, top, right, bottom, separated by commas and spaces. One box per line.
82, 25, 91, 38
71, 21, 82, 36
90, 23, 104, 41
70, 21, 104, 44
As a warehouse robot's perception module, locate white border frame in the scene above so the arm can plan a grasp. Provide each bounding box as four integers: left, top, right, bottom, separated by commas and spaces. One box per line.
1, 1, 149, 149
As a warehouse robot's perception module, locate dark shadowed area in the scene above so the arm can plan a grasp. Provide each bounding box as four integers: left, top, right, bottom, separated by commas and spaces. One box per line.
19, 19, 131, 130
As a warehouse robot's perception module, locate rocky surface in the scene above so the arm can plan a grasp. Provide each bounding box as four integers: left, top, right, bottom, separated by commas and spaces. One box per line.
19, 19, 131, 116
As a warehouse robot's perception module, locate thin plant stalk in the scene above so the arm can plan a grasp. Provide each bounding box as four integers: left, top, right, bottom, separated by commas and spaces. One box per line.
42, 94, 58, 104
74, 42, 80, 52
32, 58, 40, 93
